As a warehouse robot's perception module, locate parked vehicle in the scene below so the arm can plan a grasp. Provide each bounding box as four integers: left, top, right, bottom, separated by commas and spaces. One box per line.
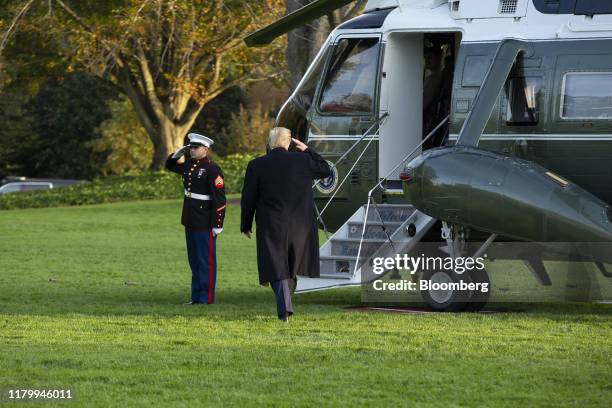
0, 178, 84, 195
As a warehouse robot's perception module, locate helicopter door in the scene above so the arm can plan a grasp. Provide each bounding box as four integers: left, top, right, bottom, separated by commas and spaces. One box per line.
306, 35, 383, 230
378, 33, 424, 184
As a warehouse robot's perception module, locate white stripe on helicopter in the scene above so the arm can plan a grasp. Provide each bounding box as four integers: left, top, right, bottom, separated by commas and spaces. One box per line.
448, 134, 612, 141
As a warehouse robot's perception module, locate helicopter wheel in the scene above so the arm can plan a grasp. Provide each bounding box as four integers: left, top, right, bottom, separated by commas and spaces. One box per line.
463, 268, 491, 312
420, 269, 472, 312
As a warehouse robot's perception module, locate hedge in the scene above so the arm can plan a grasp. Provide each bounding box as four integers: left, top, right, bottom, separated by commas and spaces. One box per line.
0, 153, 257, 210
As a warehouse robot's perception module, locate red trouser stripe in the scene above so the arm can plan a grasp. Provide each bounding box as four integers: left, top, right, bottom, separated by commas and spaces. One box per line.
208, 230, 213, 304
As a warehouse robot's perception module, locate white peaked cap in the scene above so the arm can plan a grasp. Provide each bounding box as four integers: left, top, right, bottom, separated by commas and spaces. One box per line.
188, 133, 214, 147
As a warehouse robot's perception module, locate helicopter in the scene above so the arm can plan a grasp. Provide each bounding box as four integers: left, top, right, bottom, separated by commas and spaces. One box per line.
245, 0, 612, 311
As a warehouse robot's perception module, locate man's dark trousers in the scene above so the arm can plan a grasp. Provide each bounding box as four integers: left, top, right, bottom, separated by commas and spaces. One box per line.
270, 278, 296, 319
185, 229, 217, 304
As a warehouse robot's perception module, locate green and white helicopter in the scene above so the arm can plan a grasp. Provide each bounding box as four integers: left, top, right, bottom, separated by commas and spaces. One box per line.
246, 0, 612, 311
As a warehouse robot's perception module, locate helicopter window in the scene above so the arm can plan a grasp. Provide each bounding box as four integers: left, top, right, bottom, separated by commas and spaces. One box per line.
504, 76, 543, 126
276, 101, 308, 141
293, 47, 330, 112
319, 37, 380, 114
462, 55, 490, 87
276, 47, 331, 141
561, 72, 612, 120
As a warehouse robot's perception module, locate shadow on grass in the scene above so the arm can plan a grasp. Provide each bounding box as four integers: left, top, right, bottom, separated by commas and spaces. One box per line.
0, 284, 363, 319
2, 283, 611, 320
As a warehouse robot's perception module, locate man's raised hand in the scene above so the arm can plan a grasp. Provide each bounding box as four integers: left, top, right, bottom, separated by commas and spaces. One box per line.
291, 138, 308, 152
171, 145, 189, 159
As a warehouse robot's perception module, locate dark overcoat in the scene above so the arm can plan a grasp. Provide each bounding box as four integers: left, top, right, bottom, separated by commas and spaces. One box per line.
240, 147, 331, 284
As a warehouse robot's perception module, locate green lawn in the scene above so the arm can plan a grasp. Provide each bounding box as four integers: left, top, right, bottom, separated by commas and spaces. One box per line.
0, 200, 611, 407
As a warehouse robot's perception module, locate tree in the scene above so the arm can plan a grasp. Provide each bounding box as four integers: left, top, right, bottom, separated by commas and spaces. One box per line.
20, 72, 117, 178
284, 0, 365, 88
90, 95, 153, 176
193, 85, 248, 155
0, 80, 33, 177
0, 1, 118, 178
1, 0, 285, 168
220, 103, 273, 154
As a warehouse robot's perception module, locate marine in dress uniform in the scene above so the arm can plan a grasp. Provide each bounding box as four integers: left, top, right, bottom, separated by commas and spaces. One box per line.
240, 127, 331, 321
165, 133, 226, 305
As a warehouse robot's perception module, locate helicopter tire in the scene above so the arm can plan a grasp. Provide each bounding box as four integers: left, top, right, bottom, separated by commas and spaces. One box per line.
463, 268, 491, 312
420, 269, 472, 312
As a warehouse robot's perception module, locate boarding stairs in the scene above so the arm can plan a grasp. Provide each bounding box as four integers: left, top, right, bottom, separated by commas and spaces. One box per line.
296, 115, 448, 293
296, 203, 436, 292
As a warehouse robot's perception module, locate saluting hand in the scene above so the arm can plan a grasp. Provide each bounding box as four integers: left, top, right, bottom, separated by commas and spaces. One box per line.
171, 145, 189, 159
291, 138, 308, 152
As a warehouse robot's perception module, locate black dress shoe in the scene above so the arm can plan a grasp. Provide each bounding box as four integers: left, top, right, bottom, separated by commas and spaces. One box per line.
184, 301, 201, 305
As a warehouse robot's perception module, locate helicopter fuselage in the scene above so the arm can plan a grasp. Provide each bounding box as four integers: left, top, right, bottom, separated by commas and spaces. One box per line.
275, 0, 612, 232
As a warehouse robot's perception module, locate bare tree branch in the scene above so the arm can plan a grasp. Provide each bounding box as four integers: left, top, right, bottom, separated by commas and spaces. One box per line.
53, 0, 95, 33
134, 41, 165, 118
0, 0, 37, 54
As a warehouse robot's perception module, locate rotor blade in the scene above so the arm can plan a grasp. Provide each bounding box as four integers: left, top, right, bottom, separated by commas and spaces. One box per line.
244, 0, 357, 47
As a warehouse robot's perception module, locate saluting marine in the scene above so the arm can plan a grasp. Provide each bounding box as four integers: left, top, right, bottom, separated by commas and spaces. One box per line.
166, 133, 226, 305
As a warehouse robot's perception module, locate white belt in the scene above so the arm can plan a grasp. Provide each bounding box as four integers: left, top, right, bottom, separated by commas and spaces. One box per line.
185, 190, 210, 201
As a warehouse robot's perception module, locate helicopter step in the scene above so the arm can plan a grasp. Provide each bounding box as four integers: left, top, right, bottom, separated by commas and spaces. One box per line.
346, 221, 403, 240
296, 203, 436, 293
330, 238, 389, 257
319, 255, 362, 278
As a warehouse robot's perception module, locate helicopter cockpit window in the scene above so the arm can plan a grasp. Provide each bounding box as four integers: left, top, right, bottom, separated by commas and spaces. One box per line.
293, 47, 330, 112
276, 47, 331, 141
504, 76, 543, 126
318, 37, 380, 114
561, 72, 612, 120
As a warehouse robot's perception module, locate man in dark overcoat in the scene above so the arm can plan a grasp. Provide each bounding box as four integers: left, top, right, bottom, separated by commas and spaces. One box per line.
240, 127, 331, 322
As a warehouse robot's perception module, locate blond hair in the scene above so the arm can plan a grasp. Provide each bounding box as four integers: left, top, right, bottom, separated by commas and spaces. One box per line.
268, 127, 291, 149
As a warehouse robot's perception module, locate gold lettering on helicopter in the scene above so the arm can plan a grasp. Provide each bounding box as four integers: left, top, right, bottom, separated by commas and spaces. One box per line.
545, 171, 569, 187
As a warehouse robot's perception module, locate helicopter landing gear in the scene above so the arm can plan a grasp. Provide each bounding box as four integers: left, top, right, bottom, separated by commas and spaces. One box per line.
420, 268, 472, 311
420, 223, 495, 312
463, 267, 491, 312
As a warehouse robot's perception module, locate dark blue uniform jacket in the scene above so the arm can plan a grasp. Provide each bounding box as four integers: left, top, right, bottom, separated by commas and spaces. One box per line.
166, 154, 226, 231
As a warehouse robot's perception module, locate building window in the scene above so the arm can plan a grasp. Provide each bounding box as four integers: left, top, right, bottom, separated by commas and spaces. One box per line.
319, 37, 380, 114
561, 72, 612, 120
504, 76, 543, 126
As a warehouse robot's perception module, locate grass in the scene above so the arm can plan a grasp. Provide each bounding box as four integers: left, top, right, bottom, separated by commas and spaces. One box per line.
0, 200, 611, 407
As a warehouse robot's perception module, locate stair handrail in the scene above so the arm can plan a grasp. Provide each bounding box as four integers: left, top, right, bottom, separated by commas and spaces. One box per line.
312, 112, 390, 240
312, 112, 389, 190
353, 115, 450, 277
369, 115, 450, 196
318, 134, 376, 218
